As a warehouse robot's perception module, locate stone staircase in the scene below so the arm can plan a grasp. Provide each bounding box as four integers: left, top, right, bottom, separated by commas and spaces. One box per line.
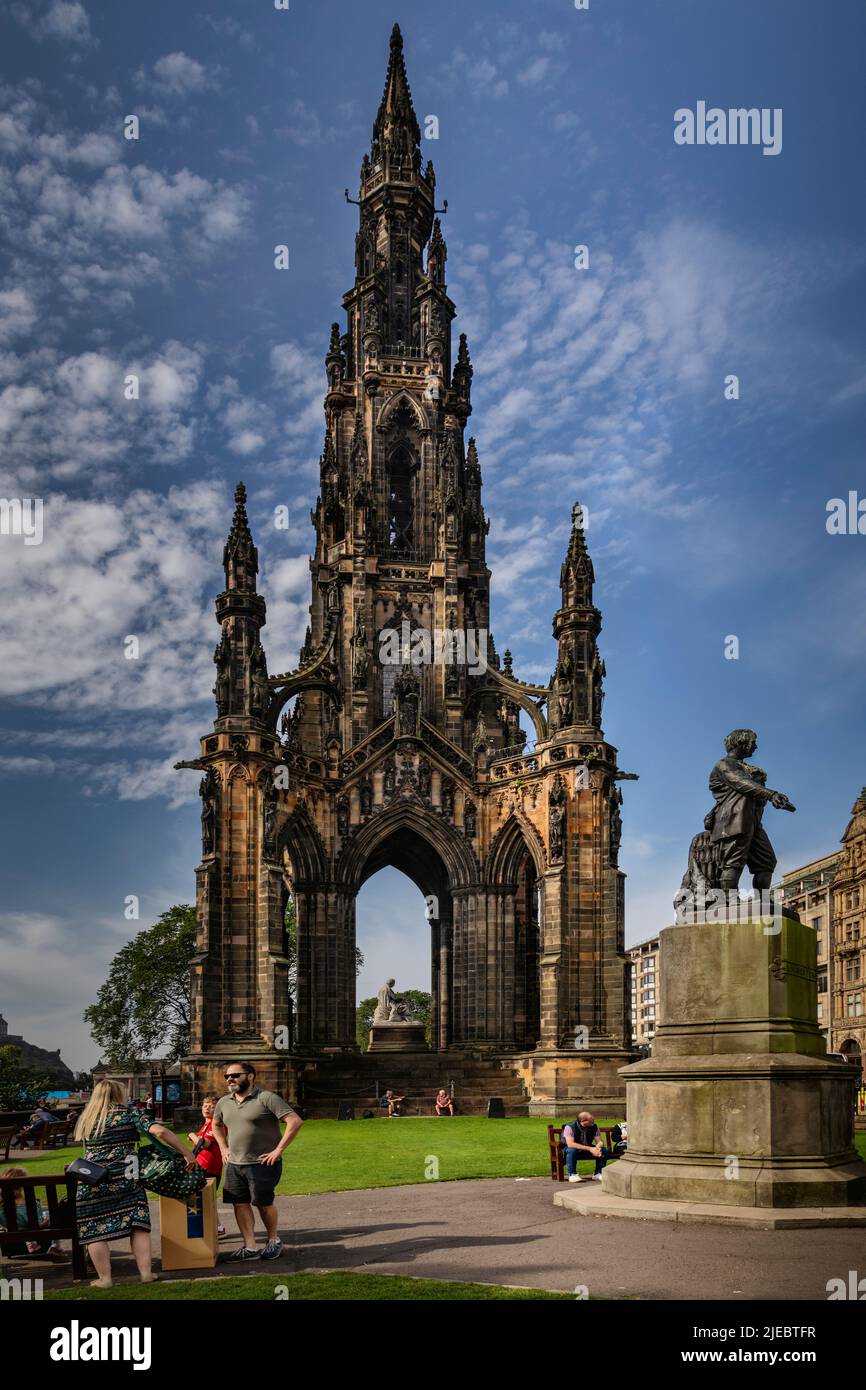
295, 1051, 531, 1119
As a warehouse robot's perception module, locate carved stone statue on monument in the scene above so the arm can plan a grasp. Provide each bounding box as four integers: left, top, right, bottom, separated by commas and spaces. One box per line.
368, 975, 427, 1052
200, 768, 218, 856
373, 978, 412, 1023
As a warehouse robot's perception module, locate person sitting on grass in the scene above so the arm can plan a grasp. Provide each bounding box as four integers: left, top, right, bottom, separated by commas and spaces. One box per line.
561, 1111, 611, 1183
378, 1088, 405, 1117
435, 1089, 454, 1116
0, 1167, 67, 1260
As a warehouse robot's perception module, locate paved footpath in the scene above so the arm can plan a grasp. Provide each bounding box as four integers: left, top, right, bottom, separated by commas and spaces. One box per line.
34, 1178, 865, 1298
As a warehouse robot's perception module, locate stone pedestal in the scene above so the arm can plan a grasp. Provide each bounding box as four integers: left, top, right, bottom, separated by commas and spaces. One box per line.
367, 1022, 428, 1052
513, 1048, 632, 1115
598, 918, 866, 1219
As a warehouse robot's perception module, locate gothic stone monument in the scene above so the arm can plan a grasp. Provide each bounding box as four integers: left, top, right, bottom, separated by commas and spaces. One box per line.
176, 25, 635, 1115
558, 730, 866, 1226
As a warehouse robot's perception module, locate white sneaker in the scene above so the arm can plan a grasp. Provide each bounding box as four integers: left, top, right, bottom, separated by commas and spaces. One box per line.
567, 1174, 581, 1183
591, 1173, 603, 1181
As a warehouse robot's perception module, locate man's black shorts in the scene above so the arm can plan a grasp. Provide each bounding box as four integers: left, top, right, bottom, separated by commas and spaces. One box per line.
222, 1160, 282, 1206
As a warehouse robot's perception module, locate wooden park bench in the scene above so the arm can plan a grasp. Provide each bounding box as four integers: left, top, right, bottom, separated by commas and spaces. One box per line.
547, 1124, 624, 1182
0, 1173, 87, 1280
0, 1127, 15, 1162
36, 1121, 71, 1151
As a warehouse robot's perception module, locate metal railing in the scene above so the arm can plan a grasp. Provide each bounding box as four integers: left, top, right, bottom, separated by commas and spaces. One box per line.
381, 343, 423, 358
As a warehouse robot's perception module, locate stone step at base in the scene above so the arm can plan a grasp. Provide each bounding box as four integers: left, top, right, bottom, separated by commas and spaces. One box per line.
300, 1098, 531, 1118
296, 1053, 531, 1117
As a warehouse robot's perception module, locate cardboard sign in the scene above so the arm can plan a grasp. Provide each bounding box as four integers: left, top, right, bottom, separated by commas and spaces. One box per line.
159, 1180, 219, 1271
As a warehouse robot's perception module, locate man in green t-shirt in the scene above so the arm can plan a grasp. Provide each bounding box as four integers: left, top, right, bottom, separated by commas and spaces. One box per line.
212, 1061, 303, 1262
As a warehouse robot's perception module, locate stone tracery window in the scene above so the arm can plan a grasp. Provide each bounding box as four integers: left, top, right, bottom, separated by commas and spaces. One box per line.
387, 444, 414, 552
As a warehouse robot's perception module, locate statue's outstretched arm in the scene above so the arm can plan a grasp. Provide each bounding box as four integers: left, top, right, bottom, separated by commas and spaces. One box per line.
717, 762, 775, 799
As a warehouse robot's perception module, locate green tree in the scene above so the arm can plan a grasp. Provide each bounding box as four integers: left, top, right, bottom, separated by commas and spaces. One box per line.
401, 990, 432, 1040
356, 989, 432, 1051
0, 1045, 51, 1110
356, 997, 377, 1050
83, 905, 197, 1067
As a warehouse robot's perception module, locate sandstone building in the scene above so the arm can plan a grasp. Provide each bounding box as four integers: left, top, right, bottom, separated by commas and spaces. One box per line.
177, 26, 635, 1114
778, 789, 866, 1071
781, 852, 838, 1042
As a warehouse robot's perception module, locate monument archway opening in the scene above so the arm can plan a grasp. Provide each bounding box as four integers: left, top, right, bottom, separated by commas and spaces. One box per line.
353, 820, 453, 1052
355, 865, 436, 1051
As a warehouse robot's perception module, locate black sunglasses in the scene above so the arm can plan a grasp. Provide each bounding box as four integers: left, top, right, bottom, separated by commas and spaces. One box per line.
224, 1072, 247, 1080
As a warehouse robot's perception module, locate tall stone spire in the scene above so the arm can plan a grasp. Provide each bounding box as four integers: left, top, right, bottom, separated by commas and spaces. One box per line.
214, 481, 268, 728
552, 502, 605, 734
372, 22, 421, 155
560, 501, 593, 609
223, 482, 259, 593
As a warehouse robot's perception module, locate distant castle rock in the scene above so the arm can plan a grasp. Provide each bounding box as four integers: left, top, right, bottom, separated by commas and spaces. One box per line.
0, 1013, 75, 1087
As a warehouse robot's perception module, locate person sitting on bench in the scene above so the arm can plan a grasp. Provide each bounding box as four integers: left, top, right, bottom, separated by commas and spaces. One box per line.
435, 1089, 454, 1116
379, 1089, 405, 1117
561, 1111, 610, 1182
609, 1121, 627, 1155
14, 1107, 53, 1150
0, 1167, 68, 1259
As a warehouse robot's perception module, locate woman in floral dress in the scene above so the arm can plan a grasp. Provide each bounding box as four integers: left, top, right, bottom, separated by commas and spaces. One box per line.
74, 1078, 194, 1287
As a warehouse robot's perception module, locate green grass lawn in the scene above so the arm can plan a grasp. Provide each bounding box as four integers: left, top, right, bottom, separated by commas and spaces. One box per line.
11, 1116, 618, 1193
45, 1271, 572, 1301
17, 1121, 866, 1197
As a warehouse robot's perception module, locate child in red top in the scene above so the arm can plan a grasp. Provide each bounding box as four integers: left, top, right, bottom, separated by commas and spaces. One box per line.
188, 1095, 225, 1234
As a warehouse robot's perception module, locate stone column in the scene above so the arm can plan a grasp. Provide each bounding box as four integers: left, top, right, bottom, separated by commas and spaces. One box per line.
294, 887, 356, 1050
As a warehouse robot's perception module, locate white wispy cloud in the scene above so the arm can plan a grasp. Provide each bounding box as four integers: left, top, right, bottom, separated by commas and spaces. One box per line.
12, 0, 95, 48
139, 51, 219, 97
0, 81, 249, 326
0, 341, 204, 487
441, 49, 509, 100
0, 482, 224, 713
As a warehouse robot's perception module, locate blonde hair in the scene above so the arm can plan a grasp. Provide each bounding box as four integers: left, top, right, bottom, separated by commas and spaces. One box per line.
1, 1166, 28, 1198
75, 1078, 127, 1142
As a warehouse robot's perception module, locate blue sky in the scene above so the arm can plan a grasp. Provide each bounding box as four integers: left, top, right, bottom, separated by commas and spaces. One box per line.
1, 0, 864, 1069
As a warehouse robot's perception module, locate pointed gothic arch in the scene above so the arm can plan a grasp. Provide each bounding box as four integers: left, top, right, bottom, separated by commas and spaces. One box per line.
376, 389, 427, 432
486, 812, 547, 886
278, 803, 328, 887
336, 796, 478, 895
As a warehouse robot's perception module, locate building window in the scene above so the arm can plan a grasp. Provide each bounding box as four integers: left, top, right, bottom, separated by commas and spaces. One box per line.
845, 958, 861, 983
387, 446, 414, 552
847, 992, 863, 1018
812, 916, 823, 931
817, 1002, 823, 1019
817, 969, 828, 993
816, 934, 823, 953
